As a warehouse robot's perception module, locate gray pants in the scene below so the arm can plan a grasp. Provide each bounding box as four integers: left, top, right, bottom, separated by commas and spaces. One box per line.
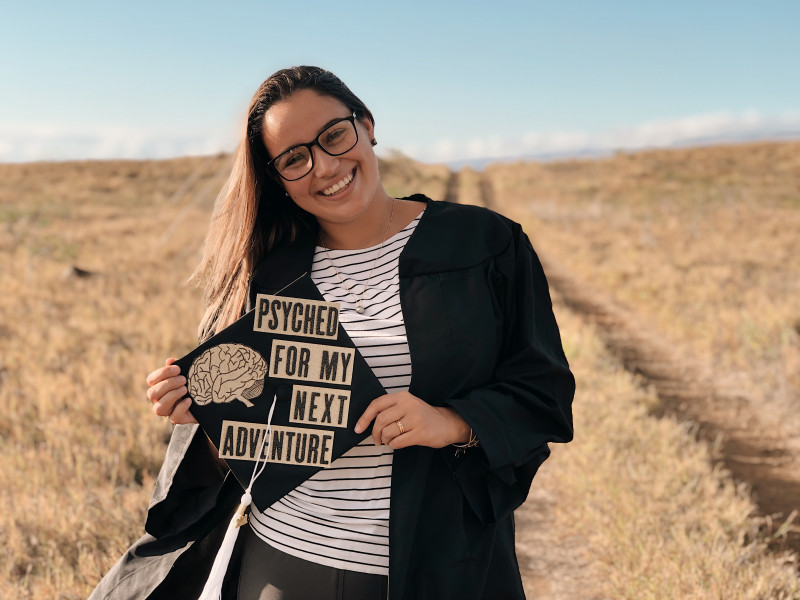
238, 527, 389, 600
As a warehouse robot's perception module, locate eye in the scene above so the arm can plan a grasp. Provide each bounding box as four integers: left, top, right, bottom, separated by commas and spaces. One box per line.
277, 148, 308, 170
323, 124, 349, 146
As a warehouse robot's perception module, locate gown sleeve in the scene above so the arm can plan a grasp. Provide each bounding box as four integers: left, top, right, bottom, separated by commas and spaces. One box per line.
441, 221, 575, 525
145, 423, 232, 537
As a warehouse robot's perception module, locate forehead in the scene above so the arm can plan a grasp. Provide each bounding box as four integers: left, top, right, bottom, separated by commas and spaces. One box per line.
262, 89, 350, 155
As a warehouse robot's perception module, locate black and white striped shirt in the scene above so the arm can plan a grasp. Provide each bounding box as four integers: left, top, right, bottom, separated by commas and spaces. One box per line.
250, 210, 422, 575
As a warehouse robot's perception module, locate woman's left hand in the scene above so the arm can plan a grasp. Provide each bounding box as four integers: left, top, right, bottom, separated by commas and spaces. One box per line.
355, 391, 471, 449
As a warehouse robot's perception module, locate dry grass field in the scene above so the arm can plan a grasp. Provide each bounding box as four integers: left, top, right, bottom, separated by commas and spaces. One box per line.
486, 143, 800, 442
483, 141, 800, 596
517, 307, 799, 599
0, 154, 448, 598
1, 145, 798, 598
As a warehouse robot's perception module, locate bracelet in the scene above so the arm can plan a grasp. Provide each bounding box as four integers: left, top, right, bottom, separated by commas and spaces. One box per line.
453, 428, 479, 456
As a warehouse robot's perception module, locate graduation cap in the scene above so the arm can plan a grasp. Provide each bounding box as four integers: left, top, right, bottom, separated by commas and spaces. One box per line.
175, 292, 385, 511
174, 283, 386, 599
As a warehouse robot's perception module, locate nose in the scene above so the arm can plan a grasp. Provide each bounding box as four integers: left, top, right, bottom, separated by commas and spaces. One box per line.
311, 145, 340, 178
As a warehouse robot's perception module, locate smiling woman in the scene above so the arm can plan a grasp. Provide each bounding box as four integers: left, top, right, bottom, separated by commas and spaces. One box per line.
261, 88, 389, 242
90, 66, 575, 600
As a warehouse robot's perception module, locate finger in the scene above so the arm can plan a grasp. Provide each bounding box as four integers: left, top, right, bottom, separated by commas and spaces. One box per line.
147, 375, 187, 404
388, 428, 420, 450
152, 394, 186, 417
354, 395, 396, 434
151, 385, 188, 415
170, 398, 197, 425
380, 417, 413, 445
371, 407, 407, 445
372, 404, 408, 434
146, 363, 181, 387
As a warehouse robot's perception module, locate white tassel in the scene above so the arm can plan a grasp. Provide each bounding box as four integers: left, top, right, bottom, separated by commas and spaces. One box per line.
198, 394, 277, 600
198, 492, 252, 600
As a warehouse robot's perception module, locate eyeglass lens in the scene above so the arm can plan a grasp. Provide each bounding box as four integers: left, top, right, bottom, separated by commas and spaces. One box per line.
274, 118, 358, 180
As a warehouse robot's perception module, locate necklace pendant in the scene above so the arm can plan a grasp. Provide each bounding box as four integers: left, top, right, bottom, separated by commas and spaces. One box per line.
356, 304, 365, 314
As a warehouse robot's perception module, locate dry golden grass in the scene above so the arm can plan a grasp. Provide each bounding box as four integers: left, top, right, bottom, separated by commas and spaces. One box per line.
1, 147, 798, 598
522, 306, 799, 599
486, 142, 800, 445
450, 167, 484, 207
376, 150, 451, 201
0, 154, 450, 598
0, 157, 222, 599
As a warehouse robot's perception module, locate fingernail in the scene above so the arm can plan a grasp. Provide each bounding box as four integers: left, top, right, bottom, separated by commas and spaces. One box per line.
178, 376, 187, 385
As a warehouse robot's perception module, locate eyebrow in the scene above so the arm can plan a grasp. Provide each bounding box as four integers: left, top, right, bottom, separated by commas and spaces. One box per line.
276, 114, 353, 157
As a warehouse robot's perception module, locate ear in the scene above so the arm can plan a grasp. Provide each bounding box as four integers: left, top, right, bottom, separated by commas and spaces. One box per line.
359, 115, 375, 142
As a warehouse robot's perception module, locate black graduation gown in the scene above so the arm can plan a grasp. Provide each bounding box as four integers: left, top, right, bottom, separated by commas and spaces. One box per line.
90, 197, 575, 600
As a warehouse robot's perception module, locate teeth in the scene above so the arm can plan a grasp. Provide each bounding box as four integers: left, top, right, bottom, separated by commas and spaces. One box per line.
322, 171, 354, 196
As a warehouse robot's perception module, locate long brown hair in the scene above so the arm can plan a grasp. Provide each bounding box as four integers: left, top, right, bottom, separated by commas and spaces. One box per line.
191, 66, 375, 341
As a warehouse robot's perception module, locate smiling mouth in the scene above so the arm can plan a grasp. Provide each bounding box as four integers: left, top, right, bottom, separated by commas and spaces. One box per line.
320, 168, 356, 197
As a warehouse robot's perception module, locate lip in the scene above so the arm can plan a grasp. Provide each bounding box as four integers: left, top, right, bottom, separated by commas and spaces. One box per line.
318, 167, 357, 199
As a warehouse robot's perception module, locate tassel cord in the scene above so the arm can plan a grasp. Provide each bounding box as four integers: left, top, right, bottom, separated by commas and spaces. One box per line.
198, 393, 277, 600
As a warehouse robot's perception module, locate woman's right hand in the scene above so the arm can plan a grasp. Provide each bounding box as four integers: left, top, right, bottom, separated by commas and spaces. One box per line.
146, 357, 197, 425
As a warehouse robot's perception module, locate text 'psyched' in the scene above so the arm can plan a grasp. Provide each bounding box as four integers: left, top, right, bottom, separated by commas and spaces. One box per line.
254, 294, 339, 340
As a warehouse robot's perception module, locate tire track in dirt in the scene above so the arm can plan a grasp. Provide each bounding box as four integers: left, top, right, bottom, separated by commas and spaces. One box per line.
537, 253, 800, 553
448, 170, 602, 599
469, 164, 800, 558
443, 171, 460, 203
478, 174, 495, 209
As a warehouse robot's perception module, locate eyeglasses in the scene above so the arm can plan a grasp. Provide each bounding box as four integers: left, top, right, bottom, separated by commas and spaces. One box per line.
268, 114, 359, 181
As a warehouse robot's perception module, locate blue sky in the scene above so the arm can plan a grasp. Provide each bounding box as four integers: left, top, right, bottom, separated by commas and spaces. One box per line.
2, 0, 799, 164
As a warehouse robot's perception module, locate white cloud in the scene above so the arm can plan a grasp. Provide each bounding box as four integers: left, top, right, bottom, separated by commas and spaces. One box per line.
4, 110, 800, 165
0, 123, 237, 163
418, 110, 800, 164
430, 138, 457, 161
464, 135, 506, 160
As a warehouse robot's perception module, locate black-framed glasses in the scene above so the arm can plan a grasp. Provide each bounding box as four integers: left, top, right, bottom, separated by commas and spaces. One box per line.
268, 114, 359, 181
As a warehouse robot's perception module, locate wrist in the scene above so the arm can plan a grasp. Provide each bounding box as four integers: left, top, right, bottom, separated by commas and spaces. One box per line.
437, 407, 472, 444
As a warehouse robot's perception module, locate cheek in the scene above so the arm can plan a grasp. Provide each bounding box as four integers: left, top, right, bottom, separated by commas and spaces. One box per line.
285, 180, 312, 201
357, 149, 379, 182
283, 191, 317, 213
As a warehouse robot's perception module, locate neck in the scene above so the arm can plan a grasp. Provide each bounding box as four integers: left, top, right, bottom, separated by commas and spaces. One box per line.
318, 192, 395, 250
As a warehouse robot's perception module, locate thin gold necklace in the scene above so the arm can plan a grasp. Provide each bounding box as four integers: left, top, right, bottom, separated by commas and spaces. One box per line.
319, 198, 396, 315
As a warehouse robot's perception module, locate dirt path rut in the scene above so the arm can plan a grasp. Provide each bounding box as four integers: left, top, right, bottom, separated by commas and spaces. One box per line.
471, 172, 799, 557
537, 251, 800, 555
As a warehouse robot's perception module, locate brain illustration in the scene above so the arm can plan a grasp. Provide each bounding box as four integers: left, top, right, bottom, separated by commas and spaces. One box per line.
187, 344, 267, 408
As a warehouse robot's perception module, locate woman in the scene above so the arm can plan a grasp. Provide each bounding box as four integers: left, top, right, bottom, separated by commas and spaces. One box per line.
91, 66, 574, 600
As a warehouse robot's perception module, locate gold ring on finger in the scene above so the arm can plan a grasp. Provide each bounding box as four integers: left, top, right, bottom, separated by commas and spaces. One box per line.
396, 420, 405, 435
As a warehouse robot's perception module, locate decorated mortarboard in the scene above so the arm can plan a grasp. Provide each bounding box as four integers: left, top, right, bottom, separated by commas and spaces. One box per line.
174, 290, 385, 511
174, 282, 386, 599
